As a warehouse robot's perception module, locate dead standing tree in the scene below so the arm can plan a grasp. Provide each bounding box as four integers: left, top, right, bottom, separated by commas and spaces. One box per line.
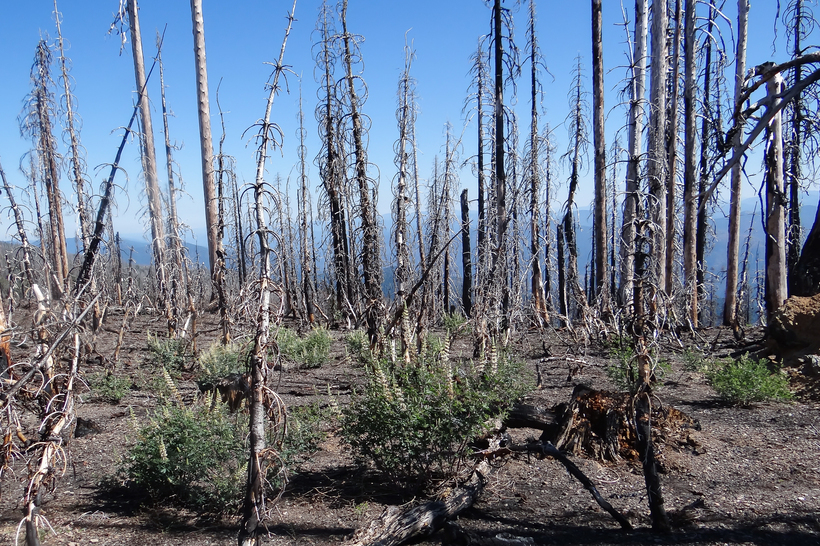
314, 0, 355, 324
339, 0, 384, 344
238, 3, 295, 544
20, 40, 70, 299
116, 0, 168, 305
525, 0, 549, 322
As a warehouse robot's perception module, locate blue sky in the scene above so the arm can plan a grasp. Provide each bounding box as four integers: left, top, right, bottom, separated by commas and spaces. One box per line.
0, 1, 792, 248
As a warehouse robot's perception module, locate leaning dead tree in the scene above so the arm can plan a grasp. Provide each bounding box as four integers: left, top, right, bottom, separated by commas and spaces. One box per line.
238, 3, 295, 545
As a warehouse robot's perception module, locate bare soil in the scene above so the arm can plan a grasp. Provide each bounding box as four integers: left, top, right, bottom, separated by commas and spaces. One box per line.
2, 311, 820, 546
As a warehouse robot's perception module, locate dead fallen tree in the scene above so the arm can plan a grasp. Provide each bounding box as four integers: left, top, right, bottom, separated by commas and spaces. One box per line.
342, 460, 491, 546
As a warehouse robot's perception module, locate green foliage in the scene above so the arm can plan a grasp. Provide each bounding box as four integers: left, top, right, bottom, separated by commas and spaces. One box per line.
276, 326, 332, 369
707, 354, 793, 406
146, 334, 190, 373
344, 329, 372, 366
119, 396, 328, 513
87, 371, 131, 404
443, 311, 467, 335
341, 353, 530, 481
605, 340, 670, 392
195, 341, 250, 384
284, 403, 333, 467
121, 402, 247, 513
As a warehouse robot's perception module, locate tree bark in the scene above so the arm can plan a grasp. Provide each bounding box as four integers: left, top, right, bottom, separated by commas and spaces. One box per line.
620, 0, 649, 307
592, 0, 608, 306
724, 0, 749, 326
647, 0, 669, 295
127, 0, 167, 291
190, 0, 221, 285
683, 0, 698, 325
461, 189, 473, 316
765, 73, 788, 320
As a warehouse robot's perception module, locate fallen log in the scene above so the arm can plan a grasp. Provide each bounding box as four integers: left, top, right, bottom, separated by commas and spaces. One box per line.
342, 460, 491, 546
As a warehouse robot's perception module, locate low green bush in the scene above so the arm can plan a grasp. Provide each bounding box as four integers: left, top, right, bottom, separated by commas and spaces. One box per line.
707, 354, 793, 405
119, 396, 327, 513
146, 334, 190, 373
341, 351, 530, 481
121, 403, 247, 513
344, 329, 371, 366
605, 337, 669, 391
87, 372, 131, 404
195, 341, 251, 385
276, 327, 332, 369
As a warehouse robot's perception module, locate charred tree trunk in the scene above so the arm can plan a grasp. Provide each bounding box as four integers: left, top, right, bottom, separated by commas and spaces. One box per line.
592, 0, 608, 307
340, 0, 383, 342
765, 73, 788, 320
683, 0, 698, 325
461, 189, 473, 317
620, 0, 649, 308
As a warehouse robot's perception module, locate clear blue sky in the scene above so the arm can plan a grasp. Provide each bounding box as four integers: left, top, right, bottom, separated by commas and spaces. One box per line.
0, 0, 790, 247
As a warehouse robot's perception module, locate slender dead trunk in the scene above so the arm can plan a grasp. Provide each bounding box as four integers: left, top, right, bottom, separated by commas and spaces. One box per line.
239, 4, 296, 544
340, 0, 382, 342
592, 0, 608, 307
683, 0, 698, 325
696, 4, 716, 325
190, 0, 221, 283
26, 41, 69, 297
54, 0, 91, 252
493, 0, 510, 325
461, 189, 473, 316
620, 0, 649, 307
528, 1, 547, 321
647, 0, 668, 295
765, 73, 787, 320
723, 0, 748, 327
127, 0, 167, 292
665, 0, 682, 296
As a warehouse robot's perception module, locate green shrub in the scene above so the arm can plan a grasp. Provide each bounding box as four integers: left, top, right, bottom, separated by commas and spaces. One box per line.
344, 329, 372, 366
284, 403, 333, 466
196, 341, 251, 384
276, 327, 332, 369
606, 339, 670, 391
443, 311, 467, 335
87, 372, 131, 404
341, 353, 530, 481
707, 354, 793, 405
122, 403, 248, 513
146, 334, 190, 373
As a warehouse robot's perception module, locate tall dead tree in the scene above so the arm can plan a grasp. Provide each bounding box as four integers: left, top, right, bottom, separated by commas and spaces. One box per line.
190, 0, 222, 286
647, 0, 669, 296
664, 0, 682, 296
340, 0, 383, 342
724, 0, 749, 326
54, 0, 91, 252
765, 72, 788, 320
123, 0, 167, 295
315, 0, 354, 321
527, 0, 548, 321
239, 3, 296, 545
156, 31, 187, 337
592, 0, 609, 307
620, 0, 649, 307
21, 40, 69, 298
562, 57, 590, 319
393, 39, 416, 311
683, 0, 698, 325
297, 87, 317, 324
